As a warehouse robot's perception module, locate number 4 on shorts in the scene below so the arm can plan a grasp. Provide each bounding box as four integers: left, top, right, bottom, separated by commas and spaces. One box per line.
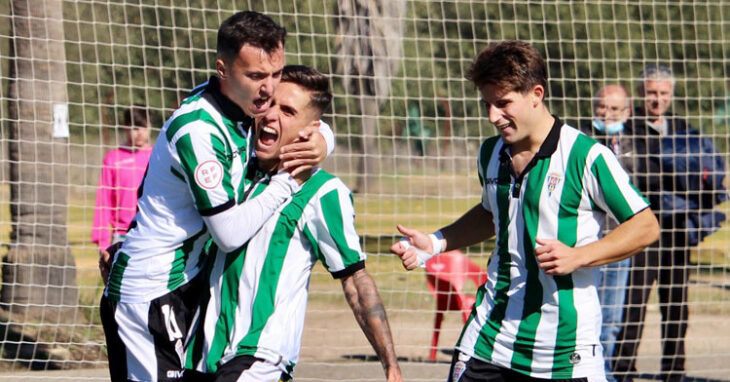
161, 304, 184, 341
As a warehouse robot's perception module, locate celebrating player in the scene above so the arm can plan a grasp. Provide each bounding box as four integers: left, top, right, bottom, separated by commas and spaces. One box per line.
184, 65, 402, 382
99, 12, 335, 382
390, 40, 659, 382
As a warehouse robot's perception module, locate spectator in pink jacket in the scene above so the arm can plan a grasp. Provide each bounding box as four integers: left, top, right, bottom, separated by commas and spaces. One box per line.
92, 106, 152, 253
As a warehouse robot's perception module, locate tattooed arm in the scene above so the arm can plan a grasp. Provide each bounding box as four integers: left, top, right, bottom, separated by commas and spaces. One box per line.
341, 268, 402, 382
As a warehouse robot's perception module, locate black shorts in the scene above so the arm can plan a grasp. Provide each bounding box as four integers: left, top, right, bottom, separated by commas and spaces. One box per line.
448, 350, 589, 382
100, 275, 203, 382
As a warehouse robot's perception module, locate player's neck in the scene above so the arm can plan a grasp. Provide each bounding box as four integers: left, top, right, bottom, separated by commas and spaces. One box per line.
258, 158, 278, 174
513, 109, 554, 154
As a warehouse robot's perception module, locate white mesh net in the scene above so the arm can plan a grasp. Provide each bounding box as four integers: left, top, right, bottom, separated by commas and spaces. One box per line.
0, 1, 728, 381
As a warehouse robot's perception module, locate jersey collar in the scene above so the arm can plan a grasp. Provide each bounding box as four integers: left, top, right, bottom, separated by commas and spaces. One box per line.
499, 116, 563, 197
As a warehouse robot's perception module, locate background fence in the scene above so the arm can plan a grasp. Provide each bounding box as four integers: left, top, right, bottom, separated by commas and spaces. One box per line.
1, 1, 729, 381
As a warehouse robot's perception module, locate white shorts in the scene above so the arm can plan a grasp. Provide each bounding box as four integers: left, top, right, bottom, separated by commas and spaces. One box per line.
100, 276, 203, 382
214, 355, 292, 382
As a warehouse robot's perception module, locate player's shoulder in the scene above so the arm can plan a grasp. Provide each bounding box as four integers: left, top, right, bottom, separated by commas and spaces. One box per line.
477, 135, 503, 172
296, 169, 352, 206
307, 169, 348, 194
478, 135, 502, 158
561, 123, 606, 152
162, 99, 227, 142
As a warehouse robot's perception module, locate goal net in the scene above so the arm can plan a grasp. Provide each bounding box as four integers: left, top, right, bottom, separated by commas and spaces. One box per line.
1, 1, 728, 381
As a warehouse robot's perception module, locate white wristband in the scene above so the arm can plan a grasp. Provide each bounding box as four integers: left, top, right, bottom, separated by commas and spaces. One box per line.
429, 230, 445, 255
398, 238, 435, 268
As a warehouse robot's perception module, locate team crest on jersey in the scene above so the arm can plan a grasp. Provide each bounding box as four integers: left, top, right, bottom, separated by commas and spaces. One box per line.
194, 160, 223, 190
546, 172, 562, 196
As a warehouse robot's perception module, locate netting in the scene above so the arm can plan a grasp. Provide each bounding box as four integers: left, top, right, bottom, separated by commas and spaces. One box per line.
0, 1, 729, 381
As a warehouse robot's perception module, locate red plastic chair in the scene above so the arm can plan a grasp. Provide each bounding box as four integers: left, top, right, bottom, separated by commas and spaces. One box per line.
425, 250, 487, 362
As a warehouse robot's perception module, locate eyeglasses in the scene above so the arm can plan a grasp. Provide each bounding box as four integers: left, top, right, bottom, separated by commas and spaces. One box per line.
595, 103, 627, 113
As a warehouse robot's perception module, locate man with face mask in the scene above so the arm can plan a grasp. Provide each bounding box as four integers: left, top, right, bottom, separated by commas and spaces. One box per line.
587, 85, 631, 149
612, 65, 727, 382
581, 84, 633, 382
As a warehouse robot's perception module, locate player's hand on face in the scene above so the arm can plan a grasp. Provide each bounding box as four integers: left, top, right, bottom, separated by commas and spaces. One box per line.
279, 125, 326, 177
534, 238, 582, 275
389, 224, 431, 271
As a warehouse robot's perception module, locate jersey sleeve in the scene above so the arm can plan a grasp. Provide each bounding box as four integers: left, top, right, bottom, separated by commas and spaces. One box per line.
305, 183, 366, 279
585, 144, 650, 223
478, 137, 500, 213
168, 119, 236, 215
318, 119, 335, 156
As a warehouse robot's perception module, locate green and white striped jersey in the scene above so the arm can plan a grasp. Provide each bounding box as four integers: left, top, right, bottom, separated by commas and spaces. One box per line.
456, 120, 649, 380
185, 169, 366, 375
105, 77, 255, 303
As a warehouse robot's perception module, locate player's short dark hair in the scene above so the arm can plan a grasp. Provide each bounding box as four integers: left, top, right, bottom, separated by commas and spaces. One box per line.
281, 65, 332, 117
217, 11, 287, 63
123, 105, 150, 128
466, 40, 548, 95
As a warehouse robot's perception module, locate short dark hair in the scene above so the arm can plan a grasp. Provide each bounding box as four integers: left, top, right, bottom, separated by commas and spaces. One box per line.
217, 11, 287, 63
466, 40, 548, 95
123, 105, 150, 128
281, 65, 332, 116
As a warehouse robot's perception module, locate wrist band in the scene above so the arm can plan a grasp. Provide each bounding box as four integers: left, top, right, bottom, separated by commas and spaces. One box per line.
428, 230, 445, 255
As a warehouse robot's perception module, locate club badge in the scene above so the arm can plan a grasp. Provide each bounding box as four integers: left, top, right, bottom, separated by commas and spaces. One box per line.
546, 172, 562, 196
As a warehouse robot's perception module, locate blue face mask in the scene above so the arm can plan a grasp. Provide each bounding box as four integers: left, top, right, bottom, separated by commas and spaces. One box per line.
592, 118, 624, 135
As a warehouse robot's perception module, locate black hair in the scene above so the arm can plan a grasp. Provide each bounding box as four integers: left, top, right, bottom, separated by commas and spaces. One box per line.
217, 11, 287, 63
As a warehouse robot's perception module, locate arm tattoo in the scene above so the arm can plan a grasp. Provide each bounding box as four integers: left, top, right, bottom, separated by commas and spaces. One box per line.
342, 269, 400, 376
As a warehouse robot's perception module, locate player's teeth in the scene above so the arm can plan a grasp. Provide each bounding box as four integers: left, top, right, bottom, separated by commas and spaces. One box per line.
262, 127, 277, 135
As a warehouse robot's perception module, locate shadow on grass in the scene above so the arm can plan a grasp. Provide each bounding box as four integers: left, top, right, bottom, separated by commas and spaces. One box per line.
0, 322, 63, 370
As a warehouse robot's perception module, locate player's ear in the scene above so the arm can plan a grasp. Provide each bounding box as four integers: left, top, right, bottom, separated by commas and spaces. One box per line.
216, 58, 227, 79
531, 85, 545, 106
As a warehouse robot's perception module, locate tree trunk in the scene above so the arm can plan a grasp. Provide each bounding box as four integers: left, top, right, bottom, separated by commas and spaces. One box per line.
355, 96, 379, 193
3, 0, 77, 316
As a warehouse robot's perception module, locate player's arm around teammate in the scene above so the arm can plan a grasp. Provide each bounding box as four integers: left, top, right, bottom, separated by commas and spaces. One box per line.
341, 268, 402, 382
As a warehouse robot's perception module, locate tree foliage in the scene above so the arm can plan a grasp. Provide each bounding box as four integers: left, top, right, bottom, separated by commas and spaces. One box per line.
18, 1, 730, 150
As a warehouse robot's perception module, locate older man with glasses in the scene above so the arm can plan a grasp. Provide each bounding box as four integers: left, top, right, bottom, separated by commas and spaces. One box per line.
612, 65, 728, 382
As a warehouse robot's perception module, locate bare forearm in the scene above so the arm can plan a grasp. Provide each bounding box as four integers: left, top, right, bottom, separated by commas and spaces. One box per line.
441, 203, 495, 251
342, 269, 401, 380
580, 208, 659, 267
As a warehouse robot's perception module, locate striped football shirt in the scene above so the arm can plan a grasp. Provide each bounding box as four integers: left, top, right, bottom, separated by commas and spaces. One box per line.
105, 76, 255, 303
185, 169, 366, 375
455, 119, 649, 379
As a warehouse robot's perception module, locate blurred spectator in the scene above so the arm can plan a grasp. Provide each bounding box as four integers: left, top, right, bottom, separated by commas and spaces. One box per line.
613, 65, 728, 382
91, 106, 152, 252
403, 102, 430, 156
581, 84, 632, 382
